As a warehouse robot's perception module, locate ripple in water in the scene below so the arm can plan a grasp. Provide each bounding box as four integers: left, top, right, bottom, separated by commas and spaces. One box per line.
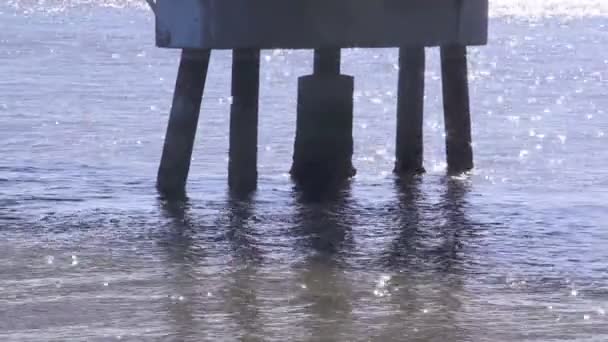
1, 0, 608, 341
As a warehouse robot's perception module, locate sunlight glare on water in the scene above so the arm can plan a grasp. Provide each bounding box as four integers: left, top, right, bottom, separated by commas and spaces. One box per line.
5, 0, 608, 17
1, 0, 608, 341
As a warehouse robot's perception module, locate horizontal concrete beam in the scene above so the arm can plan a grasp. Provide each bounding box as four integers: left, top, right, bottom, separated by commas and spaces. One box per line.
155, 0, 488, 49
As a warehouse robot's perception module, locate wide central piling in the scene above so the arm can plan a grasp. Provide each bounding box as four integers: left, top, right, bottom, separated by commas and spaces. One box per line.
314, 48, 341, 75
291, 48, 355, 188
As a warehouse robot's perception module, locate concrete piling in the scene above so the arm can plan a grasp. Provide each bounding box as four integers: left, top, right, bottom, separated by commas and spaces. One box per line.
157, 49, 211, 198
228, 48, 260, 194
440, 45, 474, 174
151, 1, 488, 195
395, 47, 426, 175
314, 48, 341, 75
291, 48, 355, 187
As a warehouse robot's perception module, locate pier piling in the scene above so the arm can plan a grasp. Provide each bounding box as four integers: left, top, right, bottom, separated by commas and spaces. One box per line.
440, 45, 474, 174
395, 47, 426, 175
291, 48, 355, 187
314, 48, 341, 75
151, 0, 489, 193
157, 49, 210, 198
228, 48, 260, 194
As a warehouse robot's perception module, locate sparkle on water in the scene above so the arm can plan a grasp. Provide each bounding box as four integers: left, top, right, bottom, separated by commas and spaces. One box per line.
5, 0, 608, 18
1, 0, 608, 341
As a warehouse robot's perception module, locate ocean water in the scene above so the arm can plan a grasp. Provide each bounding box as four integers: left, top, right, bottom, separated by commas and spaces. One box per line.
1, 1, 608, 341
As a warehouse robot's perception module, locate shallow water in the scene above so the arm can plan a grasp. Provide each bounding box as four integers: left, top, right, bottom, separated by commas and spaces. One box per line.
1, 2, 608, 341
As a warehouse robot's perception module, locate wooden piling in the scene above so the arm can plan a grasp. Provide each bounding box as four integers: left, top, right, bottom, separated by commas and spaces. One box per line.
228, 48, 261, 194
157, 49, 211, 198
440, 45, 473, 174
395, 47, 426, 175
291, 48, 355, 187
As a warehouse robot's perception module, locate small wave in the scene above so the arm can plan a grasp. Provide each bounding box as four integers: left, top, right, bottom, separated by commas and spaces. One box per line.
23, 196, 85, 203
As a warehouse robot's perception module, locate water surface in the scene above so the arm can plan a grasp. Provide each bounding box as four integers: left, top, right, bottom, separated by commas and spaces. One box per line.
1, 1, 608, 341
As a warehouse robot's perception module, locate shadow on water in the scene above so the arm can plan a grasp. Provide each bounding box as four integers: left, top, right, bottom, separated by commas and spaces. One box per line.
291, 182, 355, 341
437, 176, 474, 271
154, 177, 476, 340
377, 175, 474, 341
158, 194, 264, 340
158, 197, 208, 266
223, 193, 263, 265
221, 193, 264, 340
157, 198, 200, 339
383, 176, 426, 270
292, 182, 355, 257
384, 175, 473, 272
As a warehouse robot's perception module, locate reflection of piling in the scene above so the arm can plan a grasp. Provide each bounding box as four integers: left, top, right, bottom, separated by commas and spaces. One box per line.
440, 46, 473, 174
291, 48, 355, 187
157, 49, 211, 198
228, 49, 260, 194
292, 186, 353, 340
395, 47, 426, 175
